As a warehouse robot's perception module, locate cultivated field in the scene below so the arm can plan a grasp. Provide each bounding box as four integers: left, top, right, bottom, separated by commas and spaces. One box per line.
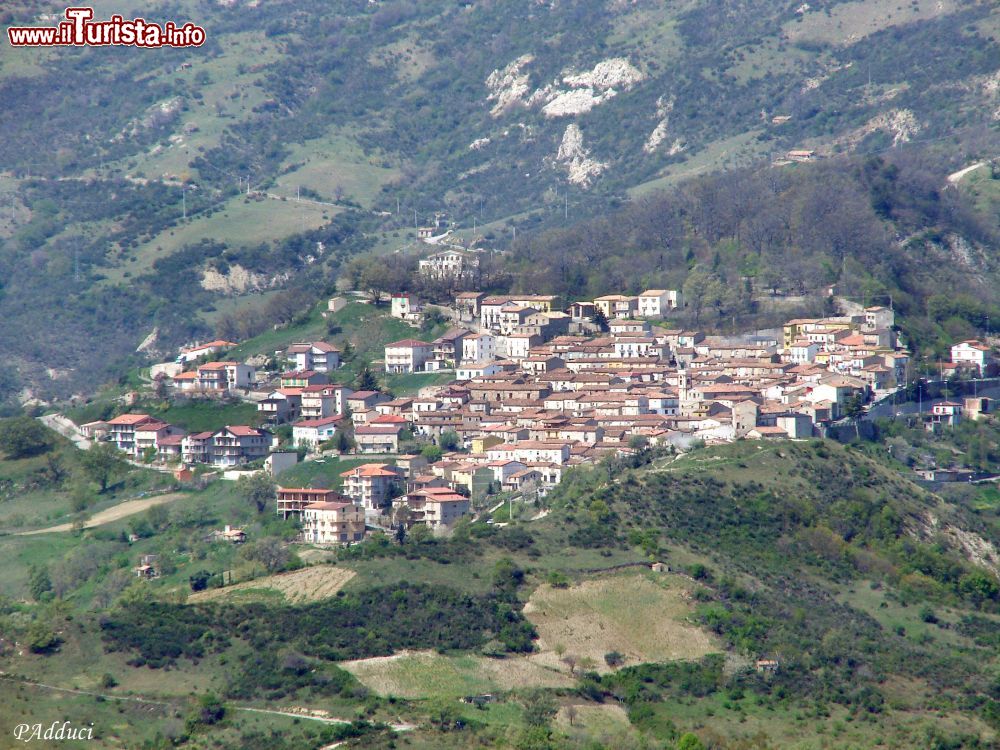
523, 571, 717, 672
187, 565, 356, 604
340, 650, 573, 699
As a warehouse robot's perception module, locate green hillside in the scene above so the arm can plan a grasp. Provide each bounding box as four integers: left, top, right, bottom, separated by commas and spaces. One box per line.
1, 423, 999, 747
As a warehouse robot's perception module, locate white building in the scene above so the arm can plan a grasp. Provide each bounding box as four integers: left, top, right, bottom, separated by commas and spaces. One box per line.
951, 340, 991, 375
384, 339, 433, 374
462, 332, 496, 363
636, 289, 681, 318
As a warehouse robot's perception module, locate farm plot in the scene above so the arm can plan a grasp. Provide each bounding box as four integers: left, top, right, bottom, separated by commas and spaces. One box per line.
187, 565, 355, 604
339, 650, 572, 699
524, 571, 718, 673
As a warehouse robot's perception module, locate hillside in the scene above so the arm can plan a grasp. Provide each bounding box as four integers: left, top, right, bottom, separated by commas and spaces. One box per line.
0, 0, 998, 405
1, 430, 999, 747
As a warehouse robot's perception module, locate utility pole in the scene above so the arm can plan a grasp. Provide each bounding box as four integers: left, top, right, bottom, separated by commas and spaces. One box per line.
564, 192, 568, 220
297, 185, 300, 202
396, 197, 400, 216
182, 185, 186, 220
413, 209, 417, 230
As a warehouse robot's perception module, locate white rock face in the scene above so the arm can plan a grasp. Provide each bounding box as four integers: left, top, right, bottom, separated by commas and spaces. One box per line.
643, 96, 675, 154
468, 137, 491, 151
561, 58, 644, 91
486, 54, 534, 117
867, 108, 920, 146
542, 88, 617, 118
486, 55, 643, 119
555, 124, 608, 186
200, 264, 287, 294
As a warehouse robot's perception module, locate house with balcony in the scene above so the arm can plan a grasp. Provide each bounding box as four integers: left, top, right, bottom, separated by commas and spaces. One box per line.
395, 487, 470, 530
106, 413, 160, 454
354, 424, 405, 453
339, 463, 404, 511
594, 295, 638, 320
276, 487, 349, 518
285, 342, 341, 373
300, 384, 351, 418
302, 501, 366, 544
384, 339, 433, 374
257, 388, 302, 424
209, 426, 270, 467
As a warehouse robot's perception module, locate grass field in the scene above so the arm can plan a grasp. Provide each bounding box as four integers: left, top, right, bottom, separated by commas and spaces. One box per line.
523, 571, 718, 673
147, 399, 261, 432
103, 194, 337, 285
340, 650, 572, 699
187, 564, 356, 604
272, 457, 380, 492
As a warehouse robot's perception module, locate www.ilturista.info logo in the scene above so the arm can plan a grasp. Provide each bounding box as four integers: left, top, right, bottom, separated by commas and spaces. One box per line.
7, 7, 206, 48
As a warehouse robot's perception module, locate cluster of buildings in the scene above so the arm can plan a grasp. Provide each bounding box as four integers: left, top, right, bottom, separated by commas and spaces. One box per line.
86, 413, 273, 467
368, 303, 925, 488
277, 459, 471, 544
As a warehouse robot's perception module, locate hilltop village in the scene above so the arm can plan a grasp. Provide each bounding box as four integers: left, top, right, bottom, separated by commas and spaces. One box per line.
68, 260, 998, 544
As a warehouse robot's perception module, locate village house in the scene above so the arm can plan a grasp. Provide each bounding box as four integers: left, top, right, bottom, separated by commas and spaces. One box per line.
390, 293, 422, 322
396, 487, 471, 530
194, 361, 256, 392
418, 249, 479, 279
340, 463, 405, 511
636, 289, 682, 318
257, 388, 302, 424
301, 501, 366, 544
431, 328, 471, 368
951, 340, 993, 376
277, 487, 349, 518
384, 339, 434, 373
209, 426, 271, 466
285, 342, 341, 373
176, 339, 236, 364
292, 416, 342, 450
593, 294, 638, 320
300, 384, 351, 418
280, 370, 330, 388
454, 291, 486, 322
354, 424, 405, 453
106, 413, 160, 454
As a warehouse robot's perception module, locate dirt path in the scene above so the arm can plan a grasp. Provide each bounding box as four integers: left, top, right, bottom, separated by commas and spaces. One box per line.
17, 493, 185, 535
0, 673, 414, 731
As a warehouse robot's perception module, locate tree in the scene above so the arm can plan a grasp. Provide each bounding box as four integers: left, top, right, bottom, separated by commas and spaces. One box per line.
79, 443, 127, 492
189, 570, 212, 592
332, 429, 354, 454
0, 416, 51, 459
242, 537, 289, 573
421, 444, 443, 463
590, 308, 610, 332
236, 472, 276, 513
439, 431, 461, 451
677, 732, 706, 750
356, 366, 380, 392
28, 565, 52, 601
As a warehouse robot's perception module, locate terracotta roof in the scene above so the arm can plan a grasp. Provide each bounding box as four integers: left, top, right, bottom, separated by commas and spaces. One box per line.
107, 413, 153, 425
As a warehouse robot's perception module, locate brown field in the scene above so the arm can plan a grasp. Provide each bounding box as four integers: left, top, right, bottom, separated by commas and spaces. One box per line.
340, 650, 573, 699
187, 565, 356, 604
523, 571, 718, 673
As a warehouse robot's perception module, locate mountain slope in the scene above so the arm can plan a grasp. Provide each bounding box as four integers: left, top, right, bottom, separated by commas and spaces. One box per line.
0, 0, 997, 404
